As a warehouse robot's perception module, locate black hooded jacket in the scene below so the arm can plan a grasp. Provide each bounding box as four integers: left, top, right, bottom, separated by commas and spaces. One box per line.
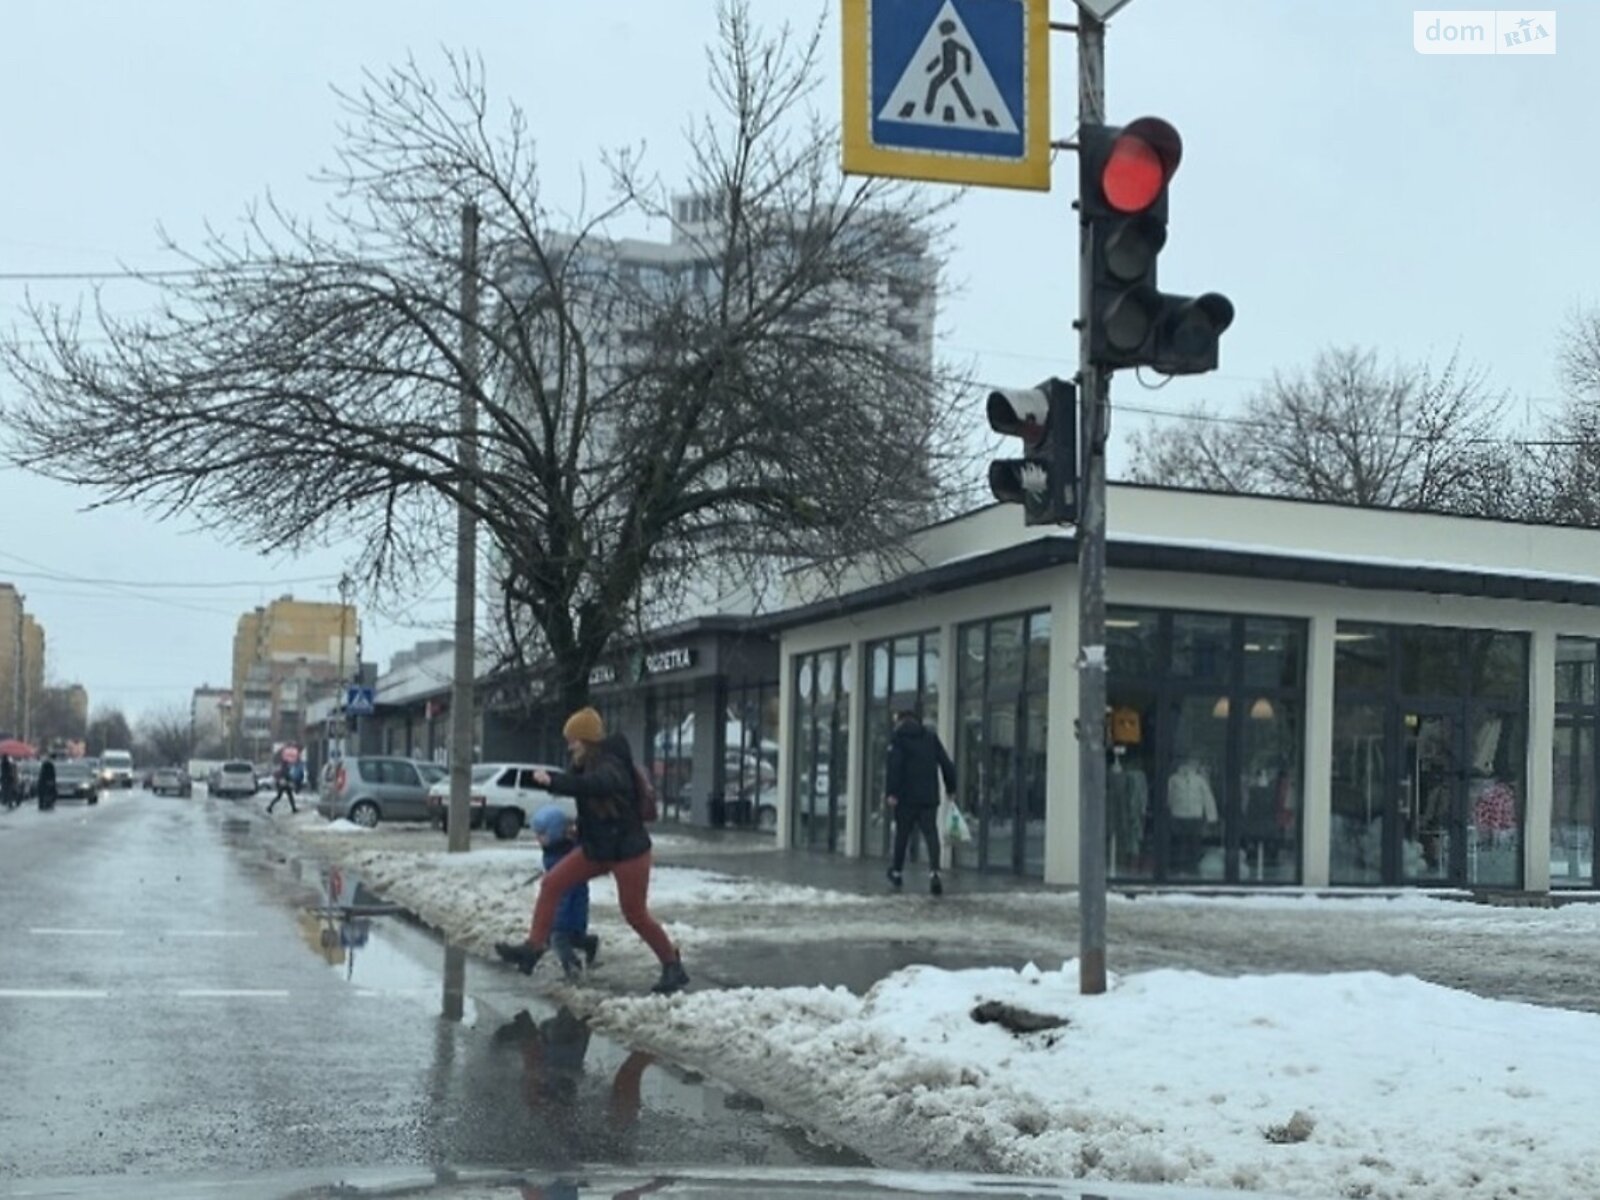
541, 733, 652, 864
885, 718, 956, 811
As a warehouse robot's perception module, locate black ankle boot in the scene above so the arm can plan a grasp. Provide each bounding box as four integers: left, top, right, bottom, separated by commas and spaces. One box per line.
652, 958, 689, 995
495, 941, 545, 975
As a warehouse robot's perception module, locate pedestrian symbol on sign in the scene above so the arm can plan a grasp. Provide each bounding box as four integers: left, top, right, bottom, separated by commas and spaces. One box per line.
879, 2, 1019, 135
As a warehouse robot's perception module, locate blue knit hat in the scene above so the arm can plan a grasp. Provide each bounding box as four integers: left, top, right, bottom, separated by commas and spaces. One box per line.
532, 804, 571, 841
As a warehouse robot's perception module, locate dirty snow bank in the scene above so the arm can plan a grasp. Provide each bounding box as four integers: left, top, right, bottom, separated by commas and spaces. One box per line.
290, 839, 872, 958
581, 963, 1600, 1200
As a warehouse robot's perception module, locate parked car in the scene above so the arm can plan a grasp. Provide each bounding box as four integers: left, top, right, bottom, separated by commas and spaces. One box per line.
425, 762, 570, 840
210, 760, 259, 798
151, 767, 192, 797
53, 760, 100, 805
318, 756, 447, 828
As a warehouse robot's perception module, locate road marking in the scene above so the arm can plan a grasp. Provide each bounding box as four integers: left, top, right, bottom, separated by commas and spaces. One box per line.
166, 930, 260, 938
175, 988, 291, 998
0, 989, 110, 999
28, 928, 126, 936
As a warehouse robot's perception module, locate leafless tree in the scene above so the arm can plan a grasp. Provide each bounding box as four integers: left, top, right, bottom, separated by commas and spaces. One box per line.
32, 686, 86, 746
85, 709, 133, 757
1126, 346, 1518, 516
137, 705, 198, 767
1520, 306, 1600, 526
0, 4, 970, 717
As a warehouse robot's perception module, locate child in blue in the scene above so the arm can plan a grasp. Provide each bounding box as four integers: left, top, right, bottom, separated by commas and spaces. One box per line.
532, 804, 599, 979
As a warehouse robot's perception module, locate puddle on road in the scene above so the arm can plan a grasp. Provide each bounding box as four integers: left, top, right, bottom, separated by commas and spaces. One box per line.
229, 819, 868, 1172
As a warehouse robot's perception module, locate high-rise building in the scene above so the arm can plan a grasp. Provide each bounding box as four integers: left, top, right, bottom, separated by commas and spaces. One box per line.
230, 596, 358, 756
191, 686, 232, 753
0, 585, 48, 740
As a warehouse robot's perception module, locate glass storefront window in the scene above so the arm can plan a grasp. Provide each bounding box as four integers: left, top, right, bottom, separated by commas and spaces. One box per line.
1167, 695, 1227, 880
725, 680, 778, 831
954, 610, 1050, 877
1553, 719, 1595, 886
1107, 607, 1306, 885
1108, 684, 1157, 879
862, 630, 941, 858
1469, 632, 1527, 703
1243, 619, 1303, 690
1170, 612, 1232, 682
790, 647, 850, 852
1399, 626, 1463, 696
1107, 610, 1161, 678
1331, 702, 1385, 885
1335, 623, 1528, 888
1240, 696, 1301, 884
1335, 624, 1389, 694
1468, 709, 1523, 887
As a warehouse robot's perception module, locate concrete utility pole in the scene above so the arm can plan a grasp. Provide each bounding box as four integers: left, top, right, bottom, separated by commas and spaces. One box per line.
447, 201, 481, 854
1076, 4, 1109, 997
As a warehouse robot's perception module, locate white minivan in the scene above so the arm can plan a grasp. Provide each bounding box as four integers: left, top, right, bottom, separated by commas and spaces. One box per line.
99, 749, 134, 790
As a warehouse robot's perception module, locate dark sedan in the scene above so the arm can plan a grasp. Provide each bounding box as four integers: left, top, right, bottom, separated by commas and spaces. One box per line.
52, 761, 100, 804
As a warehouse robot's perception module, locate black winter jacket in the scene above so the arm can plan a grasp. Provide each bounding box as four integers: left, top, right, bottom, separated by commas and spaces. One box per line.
542, 733, 652, 864
885, 719, 956, 810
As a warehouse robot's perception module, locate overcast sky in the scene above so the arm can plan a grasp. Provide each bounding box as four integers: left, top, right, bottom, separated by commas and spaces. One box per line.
0, 1, 1592, 720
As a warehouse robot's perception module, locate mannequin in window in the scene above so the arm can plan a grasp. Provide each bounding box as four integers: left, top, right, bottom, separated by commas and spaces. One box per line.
1167, 757, 1218, 873
1107, 748, 1148, 872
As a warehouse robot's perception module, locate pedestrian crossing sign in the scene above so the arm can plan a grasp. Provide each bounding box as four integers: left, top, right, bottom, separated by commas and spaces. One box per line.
842, 0, 1050, 190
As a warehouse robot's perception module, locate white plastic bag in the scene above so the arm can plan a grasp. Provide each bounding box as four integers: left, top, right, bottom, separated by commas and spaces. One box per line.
946, 804, 973, 845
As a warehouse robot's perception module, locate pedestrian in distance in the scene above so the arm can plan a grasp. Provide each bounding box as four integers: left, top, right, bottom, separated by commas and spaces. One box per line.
885, 709, 956, 896
496, 707, 688, 995
266, 757, 298, 814
36, 754, 57, 812
531, 803, 600, 980
0, 754, 17, 810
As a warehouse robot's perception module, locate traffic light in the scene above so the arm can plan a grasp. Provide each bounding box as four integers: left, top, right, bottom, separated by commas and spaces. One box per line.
1079, 117, 1233, 375
987, 377, 1077, 526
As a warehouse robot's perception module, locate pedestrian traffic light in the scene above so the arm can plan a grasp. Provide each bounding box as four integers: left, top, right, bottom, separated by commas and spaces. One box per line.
1079, 117, 1233, 375
987, 378, 1077, 526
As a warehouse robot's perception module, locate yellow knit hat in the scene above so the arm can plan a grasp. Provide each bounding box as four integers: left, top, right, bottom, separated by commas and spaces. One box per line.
562, 706, 605, 743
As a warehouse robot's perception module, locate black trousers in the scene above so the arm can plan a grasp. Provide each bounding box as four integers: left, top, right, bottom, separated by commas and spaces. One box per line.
892, 805, 941, 874
267, 783, 297, 813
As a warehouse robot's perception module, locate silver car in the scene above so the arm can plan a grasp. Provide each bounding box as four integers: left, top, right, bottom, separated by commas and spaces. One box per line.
317, 756, 446, 827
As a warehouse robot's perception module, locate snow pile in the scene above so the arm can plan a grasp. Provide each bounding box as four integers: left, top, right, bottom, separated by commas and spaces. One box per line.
583, 964, 1600, 1199
291, 840, 869, 961
321, 818, 372, 834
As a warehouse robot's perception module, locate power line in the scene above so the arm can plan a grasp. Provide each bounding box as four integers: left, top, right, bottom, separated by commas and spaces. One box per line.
0, 558, 341, 591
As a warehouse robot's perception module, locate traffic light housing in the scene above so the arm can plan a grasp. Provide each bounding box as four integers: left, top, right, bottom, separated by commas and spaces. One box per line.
987, 378, 1077, 526
1080, 118, 1233, 375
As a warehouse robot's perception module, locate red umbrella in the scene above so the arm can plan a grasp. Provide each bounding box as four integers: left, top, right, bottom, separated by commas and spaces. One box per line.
0, 738, 35, 758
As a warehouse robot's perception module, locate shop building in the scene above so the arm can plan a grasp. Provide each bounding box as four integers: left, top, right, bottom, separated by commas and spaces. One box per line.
768, 484, 1600, 892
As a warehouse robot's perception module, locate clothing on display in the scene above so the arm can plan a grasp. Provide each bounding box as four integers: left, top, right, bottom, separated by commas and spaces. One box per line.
1108, 757, 1149, 864
1167, 760, 1219, 823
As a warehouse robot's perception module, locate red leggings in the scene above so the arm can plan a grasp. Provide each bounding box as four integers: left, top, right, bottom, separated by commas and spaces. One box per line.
528, 848, 676, 965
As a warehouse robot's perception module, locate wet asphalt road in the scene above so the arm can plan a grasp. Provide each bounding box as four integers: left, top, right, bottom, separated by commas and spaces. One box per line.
0, 789, 863, 1191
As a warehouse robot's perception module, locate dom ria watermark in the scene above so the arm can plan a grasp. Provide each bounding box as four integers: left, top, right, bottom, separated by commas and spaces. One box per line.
1414, 10, 1556, 53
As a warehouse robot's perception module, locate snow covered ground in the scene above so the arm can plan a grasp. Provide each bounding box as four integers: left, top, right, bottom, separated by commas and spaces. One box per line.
579, 962, 1600, 1200
274, 812, 1600, 1195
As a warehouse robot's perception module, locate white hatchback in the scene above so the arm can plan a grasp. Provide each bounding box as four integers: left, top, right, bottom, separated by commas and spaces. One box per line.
425, 762, 570, 840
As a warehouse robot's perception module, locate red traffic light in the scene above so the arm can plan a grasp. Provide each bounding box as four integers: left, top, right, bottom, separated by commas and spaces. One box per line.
1100, 117, 1182, 214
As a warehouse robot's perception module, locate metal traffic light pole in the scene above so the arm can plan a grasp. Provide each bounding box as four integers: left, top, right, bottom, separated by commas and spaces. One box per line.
1075, 4, 1110, 997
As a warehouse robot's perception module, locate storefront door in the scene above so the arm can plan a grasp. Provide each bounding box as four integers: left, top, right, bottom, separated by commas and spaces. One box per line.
1397, 708, 1464, 885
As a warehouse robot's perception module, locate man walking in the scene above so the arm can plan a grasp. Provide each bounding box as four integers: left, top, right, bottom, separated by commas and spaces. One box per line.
885, 709, 956, 895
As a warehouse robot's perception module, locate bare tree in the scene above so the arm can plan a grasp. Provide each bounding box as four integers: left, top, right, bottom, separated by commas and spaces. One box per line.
33, 686, 86, 746
1521, 306, 1600, 526
1126, 346, 1518, 516
85, 709, 133, 757
1, 4, 968, 717
138, 705, 197, 767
